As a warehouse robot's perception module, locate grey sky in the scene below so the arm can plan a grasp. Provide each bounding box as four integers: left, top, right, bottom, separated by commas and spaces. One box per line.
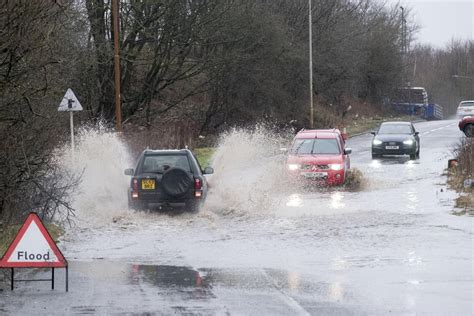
386, 0, 473, 48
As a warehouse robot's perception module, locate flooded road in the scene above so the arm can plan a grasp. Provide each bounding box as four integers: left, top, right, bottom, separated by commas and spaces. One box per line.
1, 120, 473, 315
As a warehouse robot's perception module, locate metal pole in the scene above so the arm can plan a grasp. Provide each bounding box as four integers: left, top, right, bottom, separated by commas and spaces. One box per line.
52, 268, 55, 290
112, 0, 122, 132
66, 266, 69, 292
309, 0, 314, 129
11, 268, 14, 290
400, 6, 406, 85
70, 111, 75, 162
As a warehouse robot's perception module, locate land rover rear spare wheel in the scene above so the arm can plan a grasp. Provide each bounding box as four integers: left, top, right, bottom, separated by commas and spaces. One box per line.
162, 168, 194, 198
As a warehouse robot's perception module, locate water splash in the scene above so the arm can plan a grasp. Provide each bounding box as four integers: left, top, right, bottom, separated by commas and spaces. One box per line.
54, 125, 133, 225
205, 125, 294, 214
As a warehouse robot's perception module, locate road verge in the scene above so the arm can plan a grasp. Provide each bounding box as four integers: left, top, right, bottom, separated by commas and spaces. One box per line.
447, 138, 473, 215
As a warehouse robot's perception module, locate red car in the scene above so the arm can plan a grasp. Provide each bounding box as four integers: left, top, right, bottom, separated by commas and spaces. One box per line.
459, 116, 474, 137
286, 129, 352, 186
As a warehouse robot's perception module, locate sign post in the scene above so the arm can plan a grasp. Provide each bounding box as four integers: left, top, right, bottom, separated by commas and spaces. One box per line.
0, 213, 68, 291
58, 88, 83, 161
70, 111, 75, 154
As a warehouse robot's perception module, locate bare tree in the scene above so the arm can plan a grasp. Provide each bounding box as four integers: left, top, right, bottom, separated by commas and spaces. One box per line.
84, 0, 231, 125
0, 0, 81, 226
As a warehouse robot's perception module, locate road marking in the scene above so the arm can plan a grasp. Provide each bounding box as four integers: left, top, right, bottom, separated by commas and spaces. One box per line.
261, 269, 311, 315
421, 123, 456, 135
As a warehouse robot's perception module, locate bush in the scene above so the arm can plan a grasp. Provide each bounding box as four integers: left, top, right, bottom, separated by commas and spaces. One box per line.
448, 138, 473, 214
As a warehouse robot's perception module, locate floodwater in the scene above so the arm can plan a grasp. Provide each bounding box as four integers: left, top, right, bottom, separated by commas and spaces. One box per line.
1, 120, 473, 315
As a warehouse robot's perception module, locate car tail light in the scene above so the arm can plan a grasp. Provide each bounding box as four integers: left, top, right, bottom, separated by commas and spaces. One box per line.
132, 178, 139, 199
195, 178, 202, 198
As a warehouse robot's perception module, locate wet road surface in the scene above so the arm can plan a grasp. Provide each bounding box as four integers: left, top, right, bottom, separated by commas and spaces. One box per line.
1, 120, 473, 315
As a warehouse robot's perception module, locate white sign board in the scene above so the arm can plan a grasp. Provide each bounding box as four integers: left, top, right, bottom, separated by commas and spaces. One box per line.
0, 213, 67, 268
6, 221, 59, 264
58, 88, 83, 111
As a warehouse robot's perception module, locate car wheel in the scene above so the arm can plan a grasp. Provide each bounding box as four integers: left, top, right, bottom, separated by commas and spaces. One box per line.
372, 152, 379, 159
409, 153, 416, 160
162, 168, 194, 198
416, 149, 420, 158
464, 124, 473, 137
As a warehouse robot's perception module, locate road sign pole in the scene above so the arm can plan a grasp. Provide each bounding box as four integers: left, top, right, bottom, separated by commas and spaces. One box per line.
70, 111, 75, 161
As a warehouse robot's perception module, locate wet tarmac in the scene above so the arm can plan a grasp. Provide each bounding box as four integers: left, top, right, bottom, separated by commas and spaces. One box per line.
1, 120, 473, 315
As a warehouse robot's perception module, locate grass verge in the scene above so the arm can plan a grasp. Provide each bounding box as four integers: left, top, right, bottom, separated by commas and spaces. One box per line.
193, 147, 215, 167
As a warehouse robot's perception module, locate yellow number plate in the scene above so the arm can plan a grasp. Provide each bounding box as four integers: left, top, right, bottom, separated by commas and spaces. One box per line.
141, 179, 155, 190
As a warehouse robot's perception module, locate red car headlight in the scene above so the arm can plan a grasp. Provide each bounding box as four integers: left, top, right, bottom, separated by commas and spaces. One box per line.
287, 164, 300, 171
329, 164, 343, 171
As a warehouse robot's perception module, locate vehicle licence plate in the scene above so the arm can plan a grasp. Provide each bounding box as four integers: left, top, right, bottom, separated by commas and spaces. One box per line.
141, 179, 155, 190
385, 146, 399, 150
301, 172, 327, 178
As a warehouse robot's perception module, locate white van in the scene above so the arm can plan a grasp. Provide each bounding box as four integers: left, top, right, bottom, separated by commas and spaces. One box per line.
457, 100, 474, 118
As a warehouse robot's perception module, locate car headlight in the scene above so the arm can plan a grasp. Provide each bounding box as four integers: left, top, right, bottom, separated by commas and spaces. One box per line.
329, 164, 342, 171
403, 139, 414, 145
373, 139, 382, 145
287, 164, 300, 171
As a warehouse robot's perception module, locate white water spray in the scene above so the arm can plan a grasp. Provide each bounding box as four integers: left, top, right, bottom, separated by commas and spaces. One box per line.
205, 125, 294, 214
55, 126, 133, 224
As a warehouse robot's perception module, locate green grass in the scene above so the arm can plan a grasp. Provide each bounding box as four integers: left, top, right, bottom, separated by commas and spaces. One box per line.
0, 223, 64, 257
194, 147, 215, 167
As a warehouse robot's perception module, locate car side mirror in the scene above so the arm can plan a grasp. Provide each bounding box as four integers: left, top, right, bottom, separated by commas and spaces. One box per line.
344, 148, 352, 155
370, 131, 376, 135
414, 131, 419, 136
124, 168, 134, 176
203, 167, 214, 175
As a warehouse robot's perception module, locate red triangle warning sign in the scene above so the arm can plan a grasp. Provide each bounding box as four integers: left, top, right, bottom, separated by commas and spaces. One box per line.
0, 213, 67, 268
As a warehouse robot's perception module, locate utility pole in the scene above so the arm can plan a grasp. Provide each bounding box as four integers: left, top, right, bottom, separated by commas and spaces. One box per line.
400, 6, 407, 56
112, 0, 122, 132
309, 0, 314, 129
400, 6, 407, 85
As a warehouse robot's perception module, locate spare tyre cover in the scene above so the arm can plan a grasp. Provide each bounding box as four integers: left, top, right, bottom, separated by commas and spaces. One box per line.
162, 168, 194, 197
